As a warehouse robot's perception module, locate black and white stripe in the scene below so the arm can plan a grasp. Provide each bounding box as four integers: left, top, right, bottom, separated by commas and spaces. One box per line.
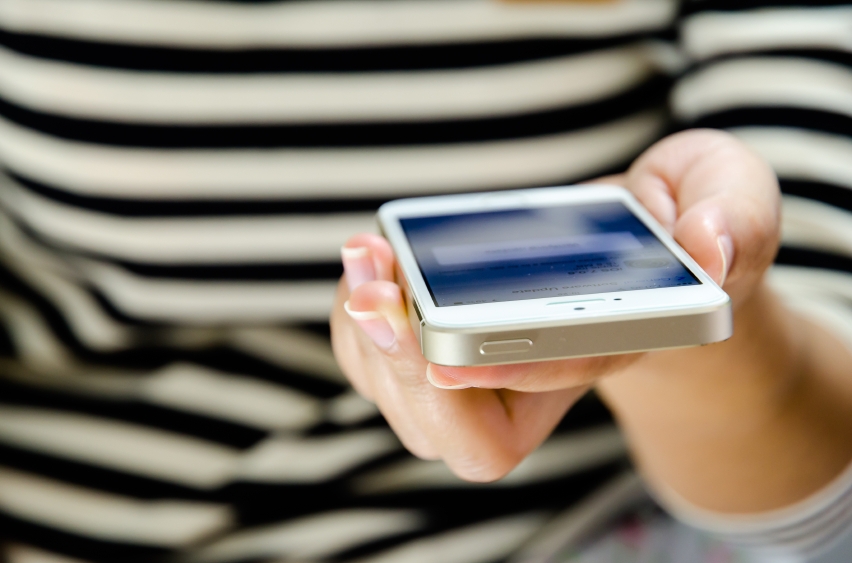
1, 0, 851, 561
0, 1, 668, 561
669, 2, 852, 559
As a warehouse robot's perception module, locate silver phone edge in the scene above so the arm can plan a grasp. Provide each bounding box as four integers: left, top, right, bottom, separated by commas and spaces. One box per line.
405, 288, 733, 367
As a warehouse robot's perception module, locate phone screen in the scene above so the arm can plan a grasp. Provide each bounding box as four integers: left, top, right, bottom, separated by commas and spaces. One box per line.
400, 201, 700, 307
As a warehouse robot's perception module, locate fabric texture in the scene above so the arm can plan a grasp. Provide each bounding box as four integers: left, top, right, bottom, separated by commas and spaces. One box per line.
0, 0, 850, 561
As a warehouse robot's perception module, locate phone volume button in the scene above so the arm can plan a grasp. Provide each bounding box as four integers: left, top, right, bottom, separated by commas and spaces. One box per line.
479, 339, 533, 355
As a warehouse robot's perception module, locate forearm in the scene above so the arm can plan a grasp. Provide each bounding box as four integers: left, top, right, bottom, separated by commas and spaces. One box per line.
598, 282, 852, 514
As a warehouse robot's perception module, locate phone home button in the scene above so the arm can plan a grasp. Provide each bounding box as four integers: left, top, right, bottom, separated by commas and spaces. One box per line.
480, 339, 533, 355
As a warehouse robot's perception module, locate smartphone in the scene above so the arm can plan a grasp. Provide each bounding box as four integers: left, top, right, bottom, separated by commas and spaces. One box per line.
378, 185, 732, 367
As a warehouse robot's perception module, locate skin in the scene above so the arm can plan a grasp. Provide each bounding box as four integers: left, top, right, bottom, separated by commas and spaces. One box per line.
330, 130, 852, 514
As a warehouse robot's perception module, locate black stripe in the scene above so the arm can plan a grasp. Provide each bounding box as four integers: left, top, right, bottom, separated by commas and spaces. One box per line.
4, 212, 346, 280
332, 469, 636, 563
0, 319, 14, 356
0, 78, 670, 148
300, 321, 333, 341
0, 379, 268, 449
699, 49, 852, 70
685, 107, 852, 138
0, 444, 212, 501
780, 180, 852, 214
0, 259, 130, 351
116, 261, 343, 281
776, 247, 852, 274
0, 263, 346, 398
0, 513, 169, 563
7, 170, 392, 216
232, 459, 626, 526
556, 391, 615, 430
4, 141, 649, 220
682, 0, 851, 15
0, 29, 652, 73
0, 441, 630, 561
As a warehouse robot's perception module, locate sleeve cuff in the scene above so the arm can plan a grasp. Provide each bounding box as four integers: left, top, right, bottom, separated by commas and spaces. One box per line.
647, 458, 852, 560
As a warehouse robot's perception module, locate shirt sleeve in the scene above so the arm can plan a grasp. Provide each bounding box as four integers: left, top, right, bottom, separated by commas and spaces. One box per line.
667, 2, 852, 559
649, 458, 852, 561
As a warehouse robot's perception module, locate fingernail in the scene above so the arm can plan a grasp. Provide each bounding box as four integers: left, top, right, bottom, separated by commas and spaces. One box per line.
344, 301, 396, 350
716, 234, 734, 287
341, 246, 376, 291
426, 364, 471, 390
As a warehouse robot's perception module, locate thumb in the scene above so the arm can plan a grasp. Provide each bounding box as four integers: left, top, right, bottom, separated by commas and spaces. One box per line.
625, 129, 781, 304
673, 200, 734, 288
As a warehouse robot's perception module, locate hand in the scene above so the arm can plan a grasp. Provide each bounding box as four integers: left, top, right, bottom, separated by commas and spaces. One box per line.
330, 129, 781, 482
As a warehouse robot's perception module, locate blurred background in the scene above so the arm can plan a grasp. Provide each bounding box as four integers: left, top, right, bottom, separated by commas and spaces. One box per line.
0, 0, 850, 562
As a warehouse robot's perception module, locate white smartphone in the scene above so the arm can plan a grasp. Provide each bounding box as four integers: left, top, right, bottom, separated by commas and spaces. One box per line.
378, 185, 732, 367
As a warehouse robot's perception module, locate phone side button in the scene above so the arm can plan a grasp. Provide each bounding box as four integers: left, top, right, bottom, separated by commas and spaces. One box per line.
480, 339, 533, 355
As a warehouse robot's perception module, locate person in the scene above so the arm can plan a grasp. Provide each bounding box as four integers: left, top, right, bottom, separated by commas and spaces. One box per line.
0, 0, 850, 561
333, 129, 852, 560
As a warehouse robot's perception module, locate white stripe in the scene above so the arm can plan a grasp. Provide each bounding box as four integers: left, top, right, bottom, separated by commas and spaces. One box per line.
352, 426, 624, 494
0, 467, 233, 546
729, 127, 852, 190
0, 209, 133, 350
781, 196, 852, 258
0, 347, 146, 405
0, 406, 240, 488
142, 363, 323, 431
76, 258, 338, 323
501, 426, 625, 486
228, 327, 347, 384
352, 512, 548, 563
682, 7, 852, 61
0, 289, 73, 372
0, 208, 345, 351
0, 357, 323, 433
0, 0, 675, 48
237, 429, 400, 483
0, 111, 665, 199
0, 248, 144, 396
769, 267, 852, 347
769, 266, 852, 304
672, 57, 852, 123
7, 545, 93, 563
326, 391, 380, 425
508, 472, 648, 563
190, 509, 423, 562
0, 44, 657, 124
1, 180, 375, 263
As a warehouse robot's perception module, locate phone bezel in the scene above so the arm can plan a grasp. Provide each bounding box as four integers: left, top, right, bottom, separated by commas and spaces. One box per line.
378, 185, 729, 329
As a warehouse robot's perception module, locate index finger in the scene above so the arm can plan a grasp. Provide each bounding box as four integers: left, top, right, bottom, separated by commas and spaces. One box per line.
427, 352, 641, 393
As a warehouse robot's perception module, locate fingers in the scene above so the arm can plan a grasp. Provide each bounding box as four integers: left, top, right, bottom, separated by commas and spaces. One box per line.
331, 276, 438, 458
341, 233, 395, 290
673, 202, 735, 288
625, 129, 780, 303
343, 279, 582, 478
331, 129, 781, 480
587, 173, 627, 188
331, 235, 588, 479
428, 352, 641, 393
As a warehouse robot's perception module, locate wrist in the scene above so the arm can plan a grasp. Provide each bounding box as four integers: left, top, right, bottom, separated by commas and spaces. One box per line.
596, 282, 830, 512
600, 282, 803, 429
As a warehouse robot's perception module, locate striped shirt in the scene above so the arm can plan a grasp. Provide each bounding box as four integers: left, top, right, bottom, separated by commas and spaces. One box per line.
0, 0, 850, 561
